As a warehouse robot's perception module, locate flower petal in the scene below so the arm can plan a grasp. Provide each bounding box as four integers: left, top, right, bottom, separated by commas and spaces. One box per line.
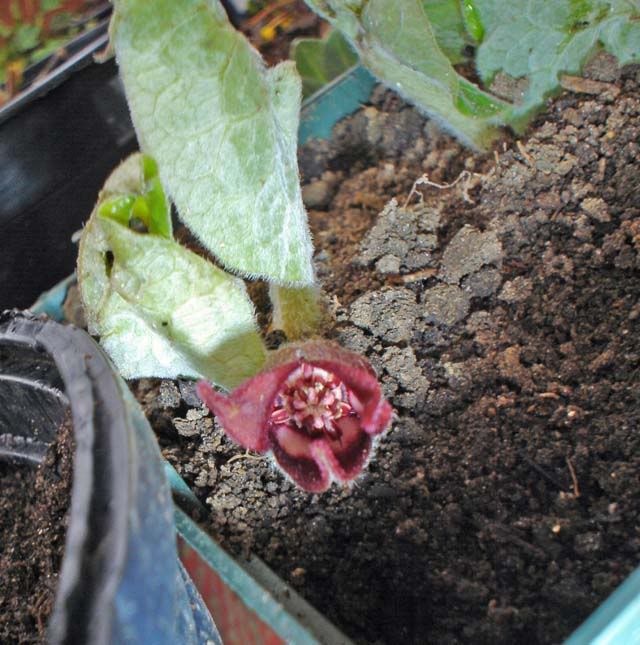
311, 415, 373, 482
196, 361, 297, 452
270, 425, 330, 493
268, 340, 392, 436
270, 340, 393, 435
199, 339, 393, 492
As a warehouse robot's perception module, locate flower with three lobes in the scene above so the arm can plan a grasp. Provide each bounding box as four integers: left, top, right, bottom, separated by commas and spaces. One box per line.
197, 340, 393, 493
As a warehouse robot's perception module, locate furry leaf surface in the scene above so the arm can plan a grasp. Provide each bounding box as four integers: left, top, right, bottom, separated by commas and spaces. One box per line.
304, 0, 511, 150
475, 0, 640, 120
111, 0, 314, 285
78, 154, 266, 390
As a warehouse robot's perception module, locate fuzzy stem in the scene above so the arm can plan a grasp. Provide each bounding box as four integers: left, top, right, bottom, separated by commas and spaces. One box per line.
269, 284, 324, 341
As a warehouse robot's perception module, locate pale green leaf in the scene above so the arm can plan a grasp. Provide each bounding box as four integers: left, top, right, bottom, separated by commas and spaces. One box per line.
78, 154, 266, 390
111, 0, 315, 286
475, 0, 640, 120
599, 0, 640, 65
305, 0, 511, 149
422, 0, 471, 63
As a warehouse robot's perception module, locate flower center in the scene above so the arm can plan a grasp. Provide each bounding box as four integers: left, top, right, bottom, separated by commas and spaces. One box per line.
270, 363, 354, 440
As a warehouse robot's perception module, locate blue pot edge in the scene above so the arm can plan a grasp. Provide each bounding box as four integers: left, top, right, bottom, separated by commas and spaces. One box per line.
300, 65, 377, 145
175, 507, 354, 645
565, 565, 640, 644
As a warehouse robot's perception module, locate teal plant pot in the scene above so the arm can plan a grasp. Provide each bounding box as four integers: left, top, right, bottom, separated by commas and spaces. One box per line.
19, 64, 640, 644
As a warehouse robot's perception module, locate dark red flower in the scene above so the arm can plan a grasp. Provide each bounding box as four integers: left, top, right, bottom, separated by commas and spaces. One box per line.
197, 340, 393, 492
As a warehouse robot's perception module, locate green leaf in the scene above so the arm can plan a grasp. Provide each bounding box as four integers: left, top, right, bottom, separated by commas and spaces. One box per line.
98, 154, 172, 237
78, 153, 266, 390
111, 0, 315, 286
98, 195, 137, 226
12, 24, 41, 54
475, 0, 640, 122
599, 0, 640, 65
292, 29, 358, 98
305, 0, 511, 149
460, 0, 484, 43
40, 0, 63, 11
422, 0, 471, 63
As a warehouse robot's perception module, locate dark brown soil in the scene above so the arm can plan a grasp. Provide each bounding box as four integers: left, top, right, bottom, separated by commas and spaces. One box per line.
137, 57, 640, 644
241, 0, 323, 67
0, 413, 74, 644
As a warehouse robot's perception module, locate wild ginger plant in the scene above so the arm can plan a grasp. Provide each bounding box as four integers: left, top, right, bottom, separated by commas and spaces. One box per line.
76, 0, 640, 490
78, 0, 392, 491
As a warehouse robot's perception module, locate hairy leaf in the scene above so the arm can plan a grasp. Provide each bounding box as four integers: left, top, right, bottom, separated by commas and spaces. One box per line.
78, 154, 266, 390
304, 0, 511, 149
292, 29, 358, 98
475, 0, 640, 120
111, 0, 315, 286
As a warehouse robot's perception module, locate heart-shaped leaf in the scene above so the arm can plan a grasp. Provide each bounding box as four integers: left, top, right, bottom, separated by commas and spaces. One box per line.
475, 0, 640, 121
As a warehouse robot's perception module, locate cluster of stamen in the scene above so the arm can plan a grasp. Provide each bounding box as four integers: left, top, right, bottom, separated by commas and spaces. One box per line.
270, 363, 354, 440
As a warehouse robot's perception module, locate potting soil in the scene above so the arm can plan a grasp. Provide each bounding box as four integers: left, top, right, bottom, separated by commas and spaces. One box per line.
132, 57, 640, 644
0, 413, 74, 643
